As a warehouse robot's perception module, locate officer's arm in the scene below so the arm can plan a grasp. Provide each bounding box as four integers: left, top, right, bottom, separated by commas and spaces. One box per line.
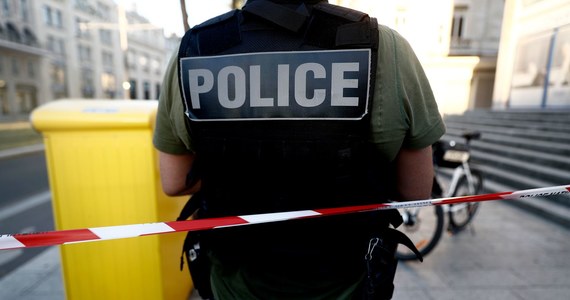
395, 146, 434, 201
158, 151, 201, 196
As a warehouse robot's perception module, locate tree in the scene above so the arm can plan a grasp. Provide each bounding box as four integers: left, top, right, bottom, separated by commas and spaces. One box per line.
180, 0, 190, 32
180, 0, 244, 33
232, 0, 246, 9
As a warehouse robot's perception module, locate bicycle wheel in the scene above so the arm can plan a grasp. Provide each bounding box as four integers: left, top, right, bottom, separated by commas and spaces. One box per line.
448, 170, 483, 231
395, 205, 444, 261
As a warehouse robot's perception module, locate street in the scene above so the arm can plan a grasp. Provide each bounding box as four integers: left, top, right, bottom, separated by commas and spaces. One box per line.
0, 152, 50, 203
0, 152, 54, 279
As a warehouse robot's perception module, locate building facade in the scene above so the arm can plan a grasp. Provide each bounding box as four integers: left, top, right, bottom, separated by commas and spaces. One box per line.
0, 0, 174, 119
334, 0, 504, 115
0, 0, 47, 116
494, 0, 570, 110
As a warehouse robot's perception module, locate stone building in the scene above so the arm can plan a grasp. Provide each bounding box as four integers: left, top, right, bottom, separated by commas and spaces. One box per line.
0, 0, 173, 119
334, 0, 505, 115
494, 0, 570, 110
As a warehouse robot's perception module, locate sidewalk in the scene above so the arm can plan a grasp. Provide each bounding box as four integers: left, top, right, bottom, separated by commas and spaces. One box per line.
0, 247, 63, 300
1, 200, 568, 300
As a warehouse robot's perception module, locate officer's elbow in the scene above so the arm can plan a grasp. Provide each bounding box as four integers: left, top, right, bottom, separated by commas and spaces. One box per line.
162, 184, 183, 197
158, 151, 196, 197
161, 178, 201, 197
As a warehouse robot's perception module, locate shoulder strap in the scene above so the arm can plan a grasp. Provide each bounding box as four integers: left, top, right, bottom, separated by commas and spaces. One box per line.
178, 10, 241, 57
305, 2, 378, 49
242, 0, 309, 32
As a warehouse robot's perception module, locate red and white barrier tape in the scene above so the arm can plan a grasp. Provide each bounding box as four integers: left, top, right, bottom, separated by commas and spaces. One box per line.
1, 184, 568, 250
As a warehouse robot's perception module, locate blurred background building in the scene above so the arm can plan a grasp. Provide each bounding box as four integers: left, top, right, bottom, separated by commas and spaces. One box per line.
494, 0, 570, 110
338, 0, 504, 115
0, 0, 177, 118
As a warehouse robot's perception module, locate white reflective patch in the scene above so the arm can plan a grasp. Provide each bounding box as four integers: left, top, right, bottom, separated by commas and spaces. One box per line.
180, 49, 371, 121
90, 223, 175, 240
294, 63, 326, 107
188, 69, 214, 109
240, 210, 321, 224
331, 62, 359, 106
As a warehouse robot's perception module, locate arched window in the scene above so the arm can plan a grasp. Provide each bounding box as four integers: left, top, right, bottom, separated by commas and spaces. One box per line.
6, 22, 21, 43
23, 27, 38, 46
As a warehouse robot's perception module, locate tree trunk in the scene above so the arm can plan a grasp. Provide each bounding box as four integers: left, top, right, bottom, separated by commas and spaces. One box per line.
180, 0, 190, 33
232, 0, 245, 9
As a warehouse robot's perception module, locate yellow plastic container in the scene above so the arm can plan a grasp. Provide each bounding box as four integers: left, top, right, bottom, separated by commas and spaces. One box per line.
31, 99, 192, 300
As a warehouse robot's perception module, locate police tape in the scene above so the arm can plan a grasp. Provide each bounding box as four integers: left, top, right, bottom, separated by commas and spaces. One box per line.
1, 184, 568, 250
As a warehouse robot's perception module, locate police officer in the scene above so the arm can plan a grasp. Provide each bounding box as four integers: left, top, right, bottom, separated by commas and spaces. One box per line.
154, 0, 445, 299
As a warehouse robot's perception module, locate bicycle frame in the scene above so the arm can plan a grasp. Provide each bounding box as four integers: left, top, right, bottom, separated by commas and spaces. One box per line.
440, 161, 477, 213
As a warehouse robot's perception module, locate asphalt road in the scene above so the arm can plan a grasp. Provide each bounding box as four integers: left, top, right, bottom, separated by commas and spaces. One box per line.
0, 152, 54, 279
0, 152, 50, 204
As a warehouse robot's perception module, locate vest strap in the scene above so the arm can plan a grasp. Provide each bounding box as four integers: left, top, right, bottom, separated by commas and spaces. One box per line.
178, 10, 241, 57
242, 0, 309, 32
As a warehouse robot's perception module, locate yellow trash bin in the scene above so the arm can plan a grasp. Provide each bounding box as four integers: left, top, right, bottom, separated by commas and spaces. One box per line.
31, 99, 193, 300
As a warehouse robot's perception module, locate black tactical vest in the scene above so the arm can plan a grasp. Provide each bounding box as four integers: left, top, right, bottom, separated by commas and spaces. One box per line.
177, 0, 399, 275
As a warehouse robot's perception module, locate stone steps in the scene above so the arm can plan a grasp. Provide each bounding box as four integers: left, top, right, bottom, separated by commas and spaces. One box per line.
439, 109, 570, 228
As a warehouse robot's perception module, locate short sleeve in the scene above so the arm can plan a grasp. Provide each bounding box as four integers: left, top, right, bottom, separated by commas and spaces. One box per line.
393, 31, 446, 149
153, 52, 195, 154
369, 25, 445, 161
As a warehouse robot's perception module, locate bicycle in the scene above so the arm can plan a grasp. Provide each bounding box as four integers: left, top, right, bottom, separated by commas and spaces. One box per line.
395, 131, 484, 261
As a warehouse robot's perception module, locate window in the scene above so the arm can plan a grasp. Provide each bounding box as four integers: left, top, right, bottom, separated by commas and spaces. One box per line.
78, 45, 92, 62
143, 81, 150, 100
102, 51, 114, 69
20, 0, 29, 22
2, 0, 10, 18
11, 58, 19, 76
139, 54, 149, 72
43, 5, 63, 28
395, 7, 407, 30
75, 17, 91, 39
151, 58, 161, 75
1, 85, 10, 114
101, 72, 116, 98
54, 10, 63, 28
99, 29, 113, 45
56, 38, 65, 56
129, 79, 137, 99
50, 62, 68, 99
6, 23, 20, 43
127, 51, 137, 69
43, 5, 53, 26
16, 84, 37, 113
81, 68, 95, 98
451, 5, 469, 48
97, 2, 111, 21
46, 35, 54, 51
47, 35, 66, 55
23, 28, 37, 46
27, 60, 35, 78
